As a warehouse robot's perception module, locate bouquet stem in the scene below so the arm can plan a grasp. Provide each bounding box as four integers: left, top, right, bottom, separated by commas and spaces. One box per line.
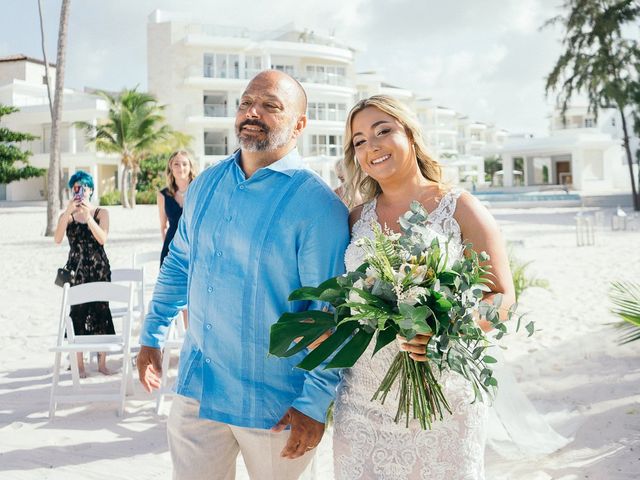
372, 352, 452, 429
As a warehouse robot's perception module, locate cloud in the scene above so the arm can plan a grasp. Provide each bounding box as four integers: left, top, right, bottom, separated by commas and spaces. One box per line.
1, 0, 566, 135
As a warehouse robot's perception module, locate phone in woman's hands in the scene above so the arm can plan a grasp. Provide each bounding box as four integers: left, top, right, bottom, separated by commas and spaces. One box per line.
73, 185, 85, 202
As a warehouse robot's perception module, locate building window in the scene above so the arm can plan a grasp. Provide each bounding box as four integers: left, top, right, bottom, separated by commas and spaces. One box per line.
204, 131, 228, 156
310, 134, 343, 157
245, 55, 262, 79
305, 64, 347, 85
307, 102, 347, 121
584, 118, 595, 128
272, 64, 295, 76
203, 92, 228, 117
203, 53, 240, 79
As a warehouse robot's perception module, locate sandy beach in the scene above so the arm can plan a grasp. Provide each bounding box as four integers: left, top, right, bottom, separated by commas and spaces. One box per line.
0, 202, 639, 479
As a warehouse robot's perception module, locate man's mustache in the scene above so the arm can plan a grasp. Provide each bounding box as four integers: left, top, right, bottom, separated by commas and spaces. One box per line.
238, 119, 269, 132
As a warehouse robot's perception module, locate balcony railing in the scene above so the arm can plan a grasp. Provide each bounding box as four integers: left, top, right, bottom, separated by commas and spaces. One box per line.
299, 72, 347, 86
204, 144, 228, 155
204, 104, 229, 117
187, 65, 348, 87
203, 65, 241, 80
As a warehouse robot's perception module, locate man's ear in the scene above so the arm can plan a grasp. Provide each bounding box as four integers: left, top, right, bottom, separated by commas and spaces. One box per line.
292, 114, 308, 138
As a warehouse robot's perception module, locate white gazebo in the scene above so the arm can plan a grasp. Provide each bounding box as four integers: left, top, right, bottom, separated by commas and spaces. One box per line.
497, 129, 625, 193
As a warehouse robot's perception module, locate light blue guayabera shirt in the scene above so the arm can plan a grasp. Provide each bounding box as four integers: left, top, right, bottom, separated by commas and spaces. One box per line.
140, 148, 350, 429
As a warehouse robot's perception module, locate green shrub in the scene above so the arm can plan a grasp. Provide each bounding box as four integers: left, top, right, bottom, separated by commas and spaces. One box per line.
138, 153, 168, 192
135, 189, 158, 204
509, 251, 550, 301
99, 190, 121, 206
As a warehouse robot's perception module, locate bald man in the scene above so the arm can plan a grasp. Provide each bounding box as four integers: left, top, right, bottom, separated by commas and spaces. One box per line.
137, 70, 349, 479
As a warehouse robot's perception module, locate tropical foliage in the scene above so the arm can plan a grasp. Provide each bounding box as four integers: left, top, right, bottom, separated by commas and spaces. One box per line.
0, 105, 45, 184
610, 281, 640, 344
509, 250, 550, 301
544, 0, 640, 210
77, 88, 189, 208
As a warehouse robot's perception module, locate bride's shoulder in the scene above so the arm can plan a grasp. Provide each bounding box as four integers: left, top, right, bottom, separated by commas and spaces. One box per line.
452, 190, 498, 234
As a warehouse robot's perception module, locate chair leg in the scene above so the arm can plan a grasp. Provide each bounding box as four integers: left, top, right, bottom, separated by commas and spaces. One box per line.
49, 352, 61, 419
70, 352, 81, 391
118, 352, 131, 417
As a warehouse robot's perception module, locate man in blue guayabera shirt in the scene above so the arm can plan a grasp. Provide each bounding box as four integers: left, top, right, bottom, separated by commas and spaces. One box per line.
136, 70, 349, 479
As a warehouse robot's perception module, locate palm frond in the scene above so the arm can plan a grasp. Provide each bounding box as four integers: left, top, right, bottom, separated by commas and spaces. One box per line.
610, 281, 640, 344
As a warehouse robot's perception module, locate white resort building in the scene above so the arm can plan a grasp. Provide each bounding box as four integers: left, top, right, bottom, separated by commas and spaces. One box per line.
492, 106, 636, 194
147, 10, 356, 186
2, 11, 636, 203
146, 10, 505, 188
0, 55, 117, 202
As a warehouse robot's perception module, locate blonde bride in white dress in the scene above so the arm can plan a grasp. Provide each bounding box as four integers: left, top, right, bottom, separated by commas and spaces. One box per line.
331, 95, 517, 480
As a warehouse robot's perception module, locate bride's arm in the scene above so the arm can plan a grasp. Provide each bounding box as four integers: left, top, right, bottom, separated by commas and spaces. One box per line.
348, 203, 365, 231
455, 192, 516, 331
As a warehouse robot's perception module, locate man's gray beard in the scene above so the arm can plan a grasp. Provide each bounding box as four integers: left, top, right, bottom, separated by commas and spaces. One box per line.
237, 123, 295, 153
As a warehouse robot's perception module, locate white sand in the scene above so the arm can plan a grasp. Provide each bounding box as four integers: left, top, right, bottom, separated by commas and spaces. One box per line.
0, 202, 639, 479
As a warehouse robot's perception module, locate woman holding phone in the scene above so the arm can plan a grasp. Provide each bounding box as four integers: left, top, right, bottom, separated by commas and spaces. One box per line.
54, 170, 113, 378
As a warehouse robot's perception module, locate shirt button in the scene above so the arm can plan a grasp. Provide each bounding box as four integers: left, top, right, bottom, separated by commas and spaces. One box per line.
205, 358, 211, 364
239, 185, 245, 190
216, 251, 222, 257
207, 286, 213, 293
206, 323, 212, 330
225, 215, 232, 222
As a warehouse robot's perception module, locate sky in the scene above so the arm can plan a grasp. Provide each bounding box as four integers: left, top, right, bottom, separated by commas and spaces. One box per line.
1, 0, 568, 135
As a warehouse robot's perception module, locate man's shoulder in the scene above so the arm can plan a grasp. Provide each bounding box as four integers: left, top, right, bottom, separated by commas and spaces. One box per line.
190, 156, 235, 189
289, 170, 348, 217
293, 169, 338, 198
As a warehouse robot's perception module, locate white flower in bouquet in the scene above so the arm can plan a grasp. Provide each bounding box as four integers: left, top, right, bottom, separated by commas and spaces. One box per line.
348, 278, 368, 308
397, 285, 428, 307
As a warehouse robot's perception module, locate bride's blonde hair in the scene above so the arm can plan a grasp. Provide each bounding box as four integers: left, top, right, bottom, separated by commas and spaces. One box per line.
343, 95, 442, 208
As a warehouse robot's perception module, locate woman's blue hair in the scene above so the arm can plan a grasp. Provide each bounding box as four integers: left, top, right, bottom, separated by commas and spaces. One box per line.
68, 170, 94, 190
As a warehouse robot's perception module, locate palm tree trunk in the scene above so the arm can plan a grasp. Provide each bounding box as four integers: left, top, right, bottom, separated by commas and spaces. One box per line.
120, 165, 131, 208
619, 109, 640, 211
129, 174, 137, 208
37, 0, 53, 119
45, 0, 71, 236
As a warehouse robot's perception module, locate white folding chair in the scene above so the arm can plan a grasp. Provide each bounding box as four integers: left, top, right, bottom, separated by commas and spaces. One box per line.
133, 250, 161, 304
132, 250, 162, 268
156, 310, 187, 415
49, 282, 134, 418
110, 268, 146, 322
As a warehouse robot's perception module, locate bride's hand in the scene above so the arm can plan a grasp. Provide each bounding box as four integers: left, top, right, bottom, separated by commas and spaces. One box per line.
397, 333, 431, 362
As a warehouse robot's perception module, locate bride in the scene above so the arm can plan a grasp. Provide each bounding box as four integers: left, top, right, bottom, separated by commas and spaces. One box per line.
331, 95, 516, 479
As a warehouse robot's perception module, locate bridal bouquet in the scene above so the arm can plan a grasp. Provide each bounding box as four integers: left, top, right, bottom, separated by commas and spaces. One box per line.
269, 201, 531, 429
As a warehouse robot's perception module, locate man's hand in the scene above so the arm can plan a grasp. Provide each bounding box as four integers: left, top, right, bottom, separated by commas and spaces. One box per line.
272, 407, 325, 459
137, 345, 163, 392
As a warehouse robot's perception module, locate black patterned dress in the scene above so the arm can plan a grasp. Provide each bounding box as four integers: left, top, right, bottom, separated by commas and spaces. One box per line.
66, 208, 115, 335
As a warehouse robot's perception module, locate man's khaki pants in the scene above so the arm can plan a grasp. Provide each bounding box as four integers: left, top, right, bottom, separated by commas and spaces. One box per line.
167, 395, 316, 480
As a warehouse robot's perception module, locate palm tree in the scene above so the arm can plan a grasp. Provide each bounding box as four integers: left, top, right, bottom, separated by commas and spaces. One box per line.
544, 0, 640, 211
610, 281, 640, 344
77, 88, 173, 208
44, 0, 71, 235
0, 105, 45, 183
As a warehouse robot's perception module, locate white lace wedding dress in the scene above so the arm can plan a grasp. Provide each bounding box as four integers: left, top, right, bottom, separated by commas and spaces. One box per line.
333, 190, 487, 480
